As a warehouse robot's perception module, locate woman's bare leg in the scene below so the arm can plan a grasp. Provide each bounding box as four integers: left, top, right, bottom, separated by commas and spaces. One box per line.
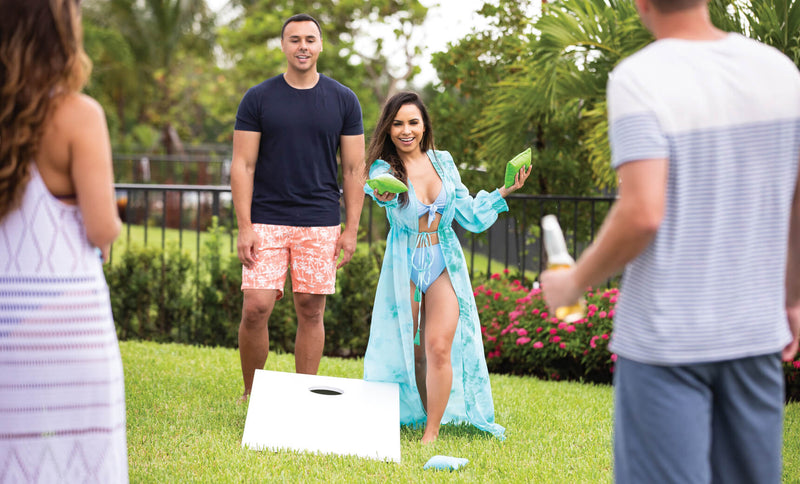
410, 282, 427, 411
420, 272, 459, 444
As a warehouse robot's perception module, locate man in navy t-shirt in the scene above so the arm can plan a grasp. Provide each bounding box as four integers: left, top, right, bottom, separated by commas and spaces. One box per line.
231, 13, 365, 400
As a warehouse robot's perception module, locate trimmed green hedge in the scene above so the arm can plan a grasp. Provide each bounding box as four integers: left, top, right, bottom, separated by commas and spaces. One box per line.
104, 219, 382, 357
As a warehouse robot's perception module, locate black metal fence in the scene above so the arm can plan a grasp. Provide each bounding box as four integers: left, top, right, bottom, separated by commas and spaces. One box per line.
112, 183, 616, 286
113, 153, 231, 185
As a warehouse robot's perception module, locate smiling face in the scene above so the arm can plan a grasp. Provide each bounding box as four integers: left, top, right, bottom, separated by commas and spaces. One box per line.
280, 20, 322, 75
389, 103, 427, 157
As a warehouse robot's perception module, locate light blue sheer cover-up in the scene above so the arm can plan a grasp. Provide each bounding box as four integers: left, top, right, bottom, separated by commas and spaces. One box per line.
363, 150, 507, 440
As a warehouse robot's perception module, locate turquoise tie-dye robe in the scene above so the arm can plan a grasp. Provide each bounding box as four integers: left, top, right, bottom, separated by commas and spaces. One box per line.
363, 149, 507, 440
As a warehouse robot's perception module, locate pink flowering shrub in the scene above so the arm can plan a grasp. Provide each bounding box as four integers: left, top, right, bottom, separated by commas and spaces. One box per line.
476, 271, 617, 383
476, 271, 800, 400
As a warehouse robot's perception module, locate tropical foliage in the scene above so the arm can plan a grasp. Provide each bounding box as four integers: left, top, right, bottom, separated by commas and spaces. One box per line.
80, 0, 800, 189
83, 0, 217, 149
82, 0, 430, 150
434, 0, 800, 193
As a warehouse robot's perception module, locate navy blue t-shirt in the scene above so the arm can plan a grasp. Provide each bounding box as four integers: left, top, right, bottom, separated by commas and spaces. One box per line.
235, 74, 363, 226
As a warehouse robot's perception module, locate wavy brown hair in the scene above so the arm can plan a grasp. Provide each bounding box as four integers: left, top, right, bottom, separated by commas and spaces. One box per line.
366, 91, 435, 206
0, 0, 91, 221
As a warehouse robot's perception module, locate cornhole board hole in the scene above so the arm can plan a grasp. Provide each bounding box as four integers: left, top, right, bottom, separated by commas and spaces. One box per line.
241, 369, 401, 463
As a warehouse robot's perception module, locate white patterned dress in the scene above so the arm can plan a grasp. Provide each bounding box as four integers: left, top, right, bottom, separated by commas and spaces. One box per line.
0, 165, 128, 483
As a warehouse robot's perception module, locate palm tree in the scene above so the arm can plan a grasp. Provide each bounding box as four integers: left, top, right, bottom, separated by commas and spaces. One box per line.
84, 0, 216, 152
473, 0, 799, 191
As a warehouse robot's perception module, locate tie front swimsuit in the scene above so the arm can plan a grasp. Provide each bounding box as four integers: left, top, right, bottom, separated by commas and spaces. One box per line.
410, 186, 447, 294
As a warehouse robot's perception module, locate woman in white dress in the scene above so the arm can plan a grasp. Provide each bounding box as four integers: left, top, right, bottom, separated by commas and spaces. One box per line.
0, 0, 127, 482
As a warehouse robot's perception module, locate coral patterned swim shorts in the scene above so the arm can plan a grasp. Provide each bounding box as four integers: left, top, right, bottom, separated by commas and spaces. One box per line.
241, 224, 340, 299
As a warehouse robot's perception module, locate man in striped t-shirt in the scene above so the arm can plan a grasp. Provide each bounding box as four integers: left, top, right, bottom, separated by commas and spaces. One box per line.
542, 0, 800, 482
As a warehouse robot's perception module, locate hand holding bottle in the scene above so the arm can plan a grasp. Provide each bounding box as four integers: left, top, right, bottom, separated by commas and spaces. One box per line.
540, 215, 585, 322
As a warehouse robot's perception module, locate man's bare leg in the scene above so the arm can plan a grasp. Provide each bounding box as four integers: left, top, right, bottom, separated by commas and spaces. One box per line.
293, 292, 326, 374
238, 289, 279, 401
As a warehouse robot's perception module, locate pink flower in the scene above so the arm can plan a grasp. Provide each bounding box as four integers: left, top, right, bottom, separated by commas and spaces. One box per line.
503, 268, 510, 274
516, 337, 531, 345
598, 311, 607, 318
488, 350, 500, 359
588, 304, 598, 312
494, 293, 501, 301
533, 341, 544, 349
610, 296, 618, 304
609, 310, 615, 318
587, 323, 593, 328
549, 328, 558, 335
536, 327, 543, 333
541, 312, 549, 319
486, 335, 497, 342
601, 334, 609, 340
565, 325, 576, 333
583, 350, 589, 356
473, 291, 479, 297
491, 273, 501, 280
513, 279, 520, 286
552, 336, 561, 343
590, 336, 598, 348
611, 354, 618, 362
496, 310, 505, 316
550, 317, 559, 324
476, 285, 485, 292
509, 310, 522, 321
532, 308, 540, 315
517, 328, 528, 336
486, 289, 493, 296
557, 322, 567, 330
793, 360, 800, 369
559, 343, 566, 349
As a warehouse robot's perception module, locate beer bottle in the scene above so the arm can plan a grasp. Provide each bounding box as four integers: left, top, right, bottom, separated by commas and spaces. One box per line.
542, 215, 585, 323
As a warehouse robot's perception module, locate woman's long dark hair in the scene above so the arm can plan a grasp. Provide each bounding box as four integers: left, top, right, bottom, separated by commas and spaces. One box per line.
366, 91, 435, 206
0, 0, 91, 221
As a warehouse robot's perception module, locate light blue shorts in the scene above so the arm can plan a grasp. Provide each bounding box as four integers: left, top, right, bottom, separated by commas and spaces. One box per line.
614, 354, 784, 484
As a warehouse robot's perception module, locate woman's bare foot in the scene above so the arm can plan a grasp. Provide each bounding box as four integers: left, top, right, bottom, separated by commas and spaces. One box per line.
237, 394, 249, 405
421, 430, 438, 444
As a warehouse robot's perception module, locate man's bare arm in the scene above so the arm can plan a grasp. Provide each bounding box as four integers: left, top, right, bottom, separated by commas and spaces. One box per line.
231, 130, 261, 268
541, 158, 668, 310
335, 133, 366, 268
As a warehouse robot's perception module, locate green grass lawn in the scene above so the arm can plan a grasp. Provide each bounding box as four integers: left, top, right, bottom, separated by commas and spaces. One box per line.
122, 341, 800, 483
110, 224, 538, 280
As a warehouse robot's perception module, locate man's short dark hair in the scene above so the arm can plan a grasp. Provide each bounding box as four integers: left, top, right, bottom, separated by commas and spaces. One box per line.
281, 13, 322, 39
649, 0, 706, 13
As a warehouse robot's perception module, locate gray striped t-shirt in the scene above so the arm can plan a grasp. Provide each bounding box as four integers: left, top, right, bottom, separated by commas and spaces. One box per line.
607, 33, 800, 365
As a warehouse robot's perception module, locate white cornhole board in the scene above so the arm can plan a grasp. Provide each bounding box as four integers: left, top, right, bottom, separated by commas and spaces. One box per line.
241, 369, 401, 463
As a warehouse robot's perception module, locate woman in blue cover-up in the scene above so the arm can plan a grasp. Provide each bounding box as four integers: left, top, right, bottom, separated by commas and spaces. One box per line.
363, 92, 530, 443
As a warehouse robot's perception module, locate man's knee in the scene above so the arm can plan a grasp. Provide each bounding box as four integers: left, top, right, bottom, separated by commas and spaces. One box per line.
241, 292, 277, 329
294, 294, 326, 324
